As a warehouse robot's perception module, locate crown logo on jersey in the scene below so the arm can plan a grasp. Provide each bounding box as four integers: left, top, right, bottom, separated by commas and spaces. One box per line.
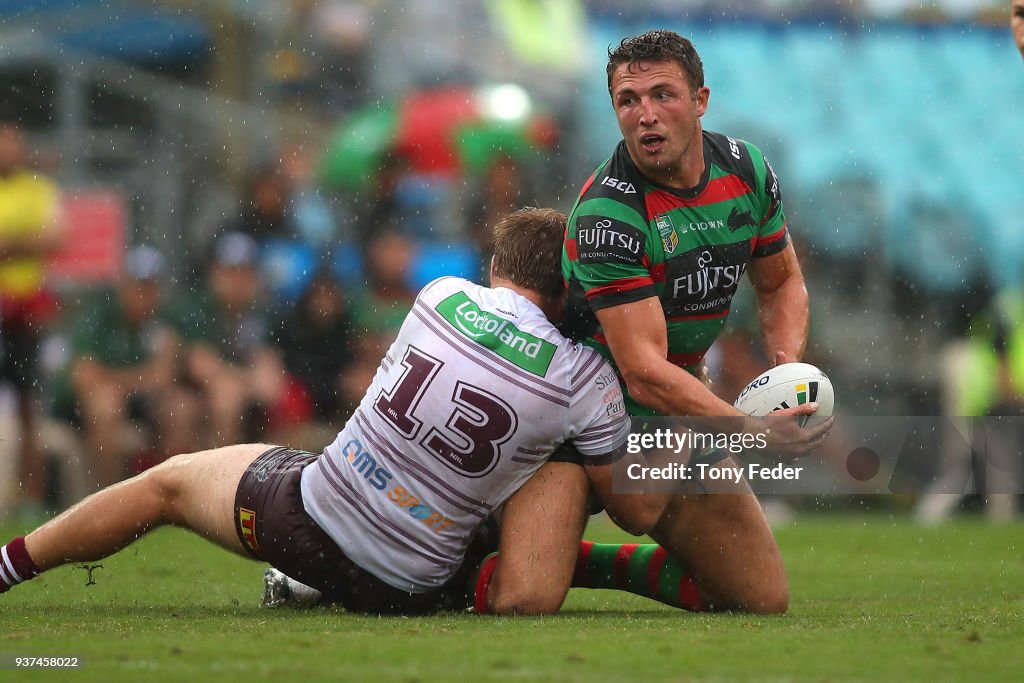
656, 213, 678, 254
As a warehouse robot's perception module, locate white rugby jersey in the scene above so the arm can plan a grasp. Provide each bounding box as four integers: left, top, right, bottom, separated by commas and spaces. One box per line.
301, 276, 629, 593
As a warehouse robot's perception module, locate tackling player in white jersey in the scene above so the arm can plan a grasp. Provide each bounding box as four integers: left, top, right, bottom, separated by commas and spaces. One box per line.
0, 208, 658, 615
302, 273, 627, 594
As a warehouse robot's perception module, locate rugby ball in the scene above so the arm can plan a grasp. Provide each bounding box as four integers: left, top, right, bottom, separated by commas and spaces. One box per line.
734, 362, 834, 425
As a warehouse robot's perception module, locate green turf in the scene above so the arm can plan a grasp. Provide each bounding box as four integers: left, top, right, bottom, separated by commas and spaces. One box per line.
1, 514, 1021, 682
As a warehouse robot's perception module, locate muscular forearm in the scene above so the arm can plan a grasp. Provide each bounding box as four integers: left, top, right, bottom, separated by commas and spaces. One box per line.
756, 272, 808, 362
623, 358, 766, 443
624, 358, 743, 418
596, 298, 757, 424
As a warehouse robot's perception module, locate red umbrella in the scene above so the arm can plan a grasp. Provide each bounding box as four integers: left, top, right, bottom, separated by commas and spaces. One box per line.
320, 85, 555, 189
393, 87, 478, 177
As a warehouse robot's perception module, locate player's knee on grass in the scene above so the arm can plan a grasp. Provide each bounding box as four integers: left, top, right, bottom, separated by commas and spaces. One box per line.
487, 561, 569, 616
750, 581, 789, 615
488, 580, 567, 616
705, 578, 788, 615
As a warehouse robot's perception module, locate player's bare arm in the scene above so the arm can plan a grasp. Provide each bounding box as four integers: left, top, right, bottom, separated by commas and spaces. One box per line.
594, 298, 829, 454
594, 297, 738, 418
747, 242, 809, 364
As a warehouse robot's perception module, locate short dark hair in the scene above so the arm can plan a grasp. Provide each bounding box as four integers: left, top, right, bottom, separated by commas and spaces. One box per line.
606, 29, 704, 94
490, 207, 566, 301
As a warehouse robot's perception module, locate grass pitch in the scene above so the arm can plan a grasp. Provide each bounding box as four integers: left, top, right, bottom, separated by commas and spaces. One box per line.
1, 513, 1021, 682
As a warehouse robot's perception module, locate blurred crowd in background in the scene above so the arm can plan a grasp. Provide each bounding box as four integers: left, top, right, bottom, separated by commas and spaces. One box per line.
0, 0, 1021, 519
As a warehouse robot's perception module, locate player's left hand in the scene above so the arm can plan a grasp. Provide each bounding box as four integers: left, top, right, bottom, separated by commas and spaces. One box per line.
759, 403, 833, 460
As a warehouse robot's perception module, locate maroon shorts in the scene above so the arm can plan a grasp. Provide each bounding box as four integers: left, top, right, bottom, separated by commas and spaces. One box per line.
233, 446, 497, 615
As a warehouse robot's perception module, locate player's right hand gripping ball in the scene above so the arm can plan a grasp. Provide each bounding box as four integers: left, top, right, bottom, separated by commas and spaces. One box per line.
734, 362, 834, 427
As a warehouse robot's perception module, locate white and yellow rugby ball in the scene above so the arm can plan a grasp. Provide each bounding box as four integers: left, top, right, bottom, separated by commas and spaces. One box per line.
734, 362, 834, 426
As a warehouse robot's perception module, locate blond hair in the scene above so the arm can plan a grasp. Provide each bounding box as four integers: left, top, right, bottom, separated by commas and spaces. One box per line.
490, 207, 567, 301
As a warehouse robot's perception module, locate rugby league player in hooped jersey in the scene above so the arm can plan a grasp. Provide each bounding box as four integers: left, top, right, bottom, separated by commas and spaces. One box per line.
553, 30, 833, 614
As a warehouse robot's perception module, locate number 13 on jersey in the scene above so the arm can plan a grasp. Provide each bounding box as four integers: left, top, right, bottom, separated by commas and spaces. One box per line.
374, 345, 518, 477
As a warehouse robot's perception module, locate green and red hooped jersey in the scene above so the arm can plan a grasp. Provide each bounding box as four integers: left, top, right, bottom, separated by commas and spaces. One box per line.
560, 130, 789, 416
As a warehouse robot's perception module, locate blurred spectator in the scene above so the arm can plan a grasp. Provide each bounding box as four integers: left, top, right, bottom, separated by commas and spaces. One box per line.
920, 290, 1022, 523
312, 0, 373, 113
392, 172, 461, 242
1013, 0, 1024, 60
959, 292, 1024, 419
222, 166, 290, 243
279, 141, 345, 248
351, 229, 418, 351
52, 246, 195, 491
351, 152, 411, 246
273, 268, 358, 447
173, 232, 290, 445
0, 122, 66, 509
221, 145, 341, 254
466, 155, 526, 267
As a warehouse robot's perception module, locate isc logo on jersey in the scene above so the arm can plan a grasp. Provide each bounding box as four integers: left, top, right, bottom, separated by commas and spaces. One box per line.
600, 175, 636, 194
726, 136, 742, 160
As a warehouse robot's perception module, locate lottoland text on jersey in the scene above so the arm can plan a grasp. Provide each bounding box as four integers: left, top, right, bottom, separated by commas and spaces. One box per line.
610, 416, 1024, 495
